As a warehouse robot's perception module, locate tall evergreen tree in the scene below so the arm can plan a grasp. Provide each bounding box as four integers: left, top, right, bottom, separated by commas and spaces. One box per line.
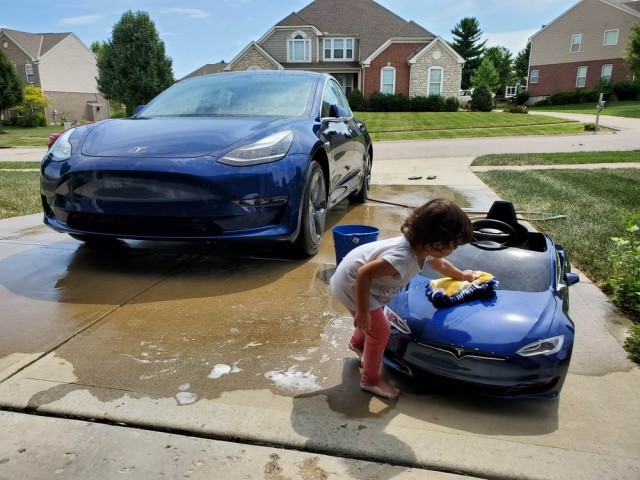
449, 17, 487, 90
484, 46, 515, 95
96, 10, 174, 116
514, 42, 531, 85
0, 50, 24, 133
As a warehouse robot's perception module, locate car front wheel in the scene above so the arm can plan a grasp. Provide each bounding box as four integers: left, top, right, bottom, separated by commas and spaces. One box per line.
293, 160, 327, 257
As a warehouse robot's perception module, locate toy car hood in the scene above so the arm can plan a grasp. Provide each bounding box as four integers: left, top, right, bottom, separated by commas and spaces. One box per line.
391, 276, 557, 357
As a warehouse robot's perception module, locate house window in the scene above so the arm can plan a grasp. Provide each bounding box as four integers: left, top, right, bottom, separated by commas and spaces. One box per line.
576, 66, 587, 88
529, 69, 540, 84
323, 38, 354, 60
332, 73, 354, 94
570, 34, 582, 53
380, 67, 395, 94
601, 64, 612, 84
603, 29, 618, 46
287, 32, 311, 62
428, 67, 443, 95
25, 63, 35, 83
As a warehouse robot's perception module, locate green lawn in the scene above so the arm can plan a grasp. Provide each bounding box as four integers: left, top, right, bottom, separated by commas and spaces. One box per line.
356, 111, 584, 141
476, 168, 640, 295
472, 151, 640, 166
0, 125, 61, 147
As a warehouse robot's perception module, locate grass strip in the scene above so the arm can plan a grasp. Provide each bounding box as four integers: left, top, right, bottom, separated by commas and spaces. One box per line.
0, 171, 40, 219
473, 151, 640, 166
476, 168, 640, 289
0, 162, 42, 170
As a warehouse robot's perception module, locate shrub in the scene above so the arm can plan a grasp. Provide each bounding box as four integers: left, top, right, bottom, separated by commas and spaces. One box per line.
611, 80, 640, 101
410, 95, 430, 111
347, 89, 366, 111
470, 85, 494, 112
505, 104, 528, 114
534, 98, 553, 106
584, 122, 597, 131
444, 96, 460, 112
515, 90, 530, 106
368, 92, 410, 112
603, 214, 640, 317
624, 324, 640, 363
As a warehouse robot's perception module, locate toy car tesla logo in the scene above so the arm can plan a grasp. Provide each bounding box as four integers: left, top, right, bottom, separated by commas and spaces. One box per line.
130, 146, 148, 154
455, 348, 465, 358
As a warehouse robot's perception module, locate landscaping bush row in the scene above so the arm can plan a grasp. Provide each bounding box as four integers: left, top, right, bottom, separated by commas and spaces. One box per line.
347, 90, 460, 112
532, 79, 640, 106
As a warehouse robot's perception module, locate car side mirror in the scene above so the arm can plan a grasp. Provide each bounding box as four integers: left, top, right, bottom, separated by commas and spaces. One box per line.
564, 272, 579, 286
133, 105, 146, 116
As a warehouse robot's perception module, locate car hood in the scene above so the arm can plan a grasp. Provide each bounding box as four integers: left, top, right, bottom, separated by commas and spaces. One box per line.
390, 276, 557, 356
80, 117, 299, 158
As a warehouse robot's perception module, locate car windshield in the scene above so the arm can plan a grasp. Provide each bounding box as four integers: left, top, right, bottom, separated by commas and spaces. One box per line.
419, 243, 552, 292
139, 74, 317, 118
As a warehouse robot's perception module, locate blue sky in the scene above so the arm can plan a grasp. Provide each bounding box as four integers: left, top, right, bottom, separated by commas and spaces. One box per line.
1, 0, 572, 79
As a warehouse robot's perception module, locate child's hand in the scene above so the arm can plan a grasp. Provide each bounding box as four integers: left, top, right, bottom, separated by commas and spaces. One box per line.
461, 270, 476, 282
354, 310, 371, 332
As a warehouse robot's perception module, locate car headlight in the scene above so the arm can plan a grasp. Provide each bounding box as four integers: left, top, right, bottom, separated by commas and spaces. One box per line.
517, 335, 564, 356
47, 129, 74, 161
219, 130, 294, 166
383, 306, 411, 334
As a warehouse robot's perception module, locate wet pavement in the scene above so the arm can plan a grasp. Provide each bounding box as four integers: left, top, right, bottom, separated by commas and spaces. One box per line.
1, 116, 640, 479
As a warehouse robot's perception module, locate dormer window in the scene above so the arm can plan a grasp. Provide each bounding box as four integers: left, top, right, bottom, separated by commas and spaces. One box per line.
288, 31, 311, 62
324, 38, 354, 61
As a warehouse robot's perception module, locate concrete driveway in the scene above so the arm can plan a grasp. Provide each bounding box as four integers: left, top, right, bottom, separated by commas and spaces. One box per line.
1, 114, 639, 479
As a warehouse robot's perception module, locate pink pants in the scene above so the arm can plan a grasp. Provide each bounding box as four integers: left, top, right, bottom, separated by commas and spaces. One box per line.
348, 308, 390, 385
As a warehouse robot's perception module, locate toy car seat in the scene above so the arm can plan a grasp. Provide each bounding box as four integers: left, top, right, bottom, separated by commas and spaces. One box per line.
486, 201, 529, 244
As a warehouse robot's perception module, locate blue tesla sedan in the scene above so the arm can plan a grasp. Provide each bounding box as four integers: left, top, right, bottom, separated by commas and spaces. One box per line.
41, 70, 372, 256
382, 202, 579, 399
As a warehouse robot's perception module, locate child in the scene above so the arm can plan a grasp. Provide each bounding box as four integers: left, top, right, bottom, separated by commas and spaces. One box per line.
330, 198, 475, 399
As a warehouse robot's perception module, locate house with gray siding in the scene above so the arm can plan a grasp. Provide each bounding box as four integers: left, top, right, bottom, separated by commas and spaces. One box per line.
0, 28, 108, 125
528, 0, 640, 102
222, 0, 464, 102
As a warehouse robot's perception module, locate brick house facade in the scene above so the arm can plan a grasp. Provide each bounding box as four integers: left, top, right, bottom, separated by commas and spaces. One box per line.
528, 0, 640, 102
219, 0, 464, 102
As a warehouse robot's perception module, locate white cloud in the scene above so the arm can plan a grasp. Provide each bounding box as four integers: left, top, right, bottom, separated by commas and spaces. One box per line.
58, 15, 103, 26
484, 29, 539, 54
160, 8, 210, 19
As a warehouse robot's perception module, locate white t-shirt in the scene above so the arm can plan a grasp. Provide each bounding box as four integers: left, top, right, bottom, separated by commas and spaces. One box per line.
330, 235, 430, 311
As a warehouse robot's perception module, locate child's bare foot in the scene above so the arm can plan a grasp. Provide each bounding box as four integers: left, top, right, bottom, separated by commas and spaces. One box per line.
360, 380, 400, 399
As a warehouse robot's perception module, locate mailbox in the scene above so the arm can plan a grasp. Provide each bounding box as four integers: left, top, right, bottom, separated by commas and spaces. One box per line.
597, 100, 607, 108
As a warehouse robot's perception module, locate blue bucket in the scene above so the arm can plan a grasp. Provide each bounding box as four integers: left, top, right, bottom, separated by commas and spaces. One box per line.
332, 224, 380, 265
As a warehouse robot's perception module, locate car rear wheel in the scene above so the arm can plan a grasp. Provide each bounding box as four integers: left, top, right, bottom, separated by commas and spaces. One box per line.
293, 160, 327, 257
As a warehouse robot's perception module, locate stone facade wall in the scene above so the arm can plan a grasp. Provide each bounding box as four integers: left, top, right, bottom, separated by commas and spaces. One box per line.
230, 47, 278, 71
409, 45, 462, 99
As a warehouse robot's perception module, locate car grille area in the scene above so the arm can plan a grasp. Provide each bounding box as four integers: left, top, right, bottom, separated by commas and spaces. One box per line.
67, 212, 224, 237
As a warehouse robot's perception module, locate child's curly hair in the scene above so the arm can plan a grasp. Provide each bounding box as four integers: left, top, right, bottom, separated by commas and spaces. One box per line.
401, 198, 473, 250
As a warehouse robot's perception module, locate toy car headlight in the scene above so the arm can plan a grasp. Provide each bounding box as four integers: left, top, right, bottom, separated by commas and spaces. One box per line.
383, 306, 411, 334
517, 335, 564, 356
219, 130, 294, 166
47, 129, 74, 161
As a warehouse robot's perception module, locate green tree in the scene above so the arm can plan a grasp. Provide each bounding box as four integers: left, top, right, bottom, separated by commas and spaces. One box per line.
483, 46, 515, 95
0, 50, 24, 133
97, 10, 174, 116
449, 17, 487, 89
470, 57, 501, 93
624, 22, 640, 78
12, 85, 51, 127
514, 42, 531, 84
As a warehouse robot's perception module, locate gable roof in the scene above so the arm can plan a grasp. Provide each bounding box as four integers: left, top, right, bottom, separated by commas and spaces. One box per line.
408, 37, 465, 65
0, 28, 73, 60
275, 0, 434, 60
531, 0, 640, 40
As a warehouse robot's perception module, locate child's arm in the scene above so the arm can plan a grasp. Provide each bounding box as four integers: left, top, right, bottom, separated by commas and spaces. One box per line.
427, 258, 475, 282
354, 259, 399, 332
